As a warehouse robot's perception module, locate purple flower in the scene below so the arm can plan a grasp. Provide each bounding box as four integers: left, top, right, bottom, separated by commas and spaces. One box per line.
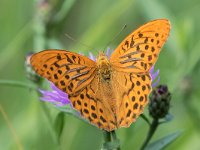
39, 82, 70, 106
88, 47, 112, 61
150, 65, 160, 88
39, 48, 160, 106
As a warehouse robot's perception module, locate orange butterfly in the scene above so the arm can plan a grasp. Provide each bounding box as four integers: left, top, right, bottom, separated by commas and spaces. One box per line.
30, 19, 170, 131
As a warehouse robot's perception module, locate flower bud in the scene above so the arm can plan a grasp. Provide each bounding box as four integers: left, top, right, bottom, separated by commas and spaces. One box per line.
149, 85, 171, 119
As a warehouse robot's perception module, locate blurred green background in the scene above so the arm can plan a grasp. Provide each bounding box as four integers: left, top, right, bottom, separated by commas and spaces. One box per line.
1, 0, 200, 149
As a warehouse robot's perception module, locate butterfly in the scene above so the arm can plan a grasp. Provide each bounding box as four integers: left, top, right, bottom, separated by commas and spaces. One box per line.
30, 19, 170, 131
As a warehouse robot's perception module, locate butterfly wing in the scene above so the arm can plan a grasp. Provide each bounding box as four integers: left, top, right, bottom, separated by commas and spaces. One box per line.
110, 19, 170, 73
110, 19, 170, 127
30, 50, 97, 95
68, 75, 117, 131
30, 50, 117, 131
112, 71, 151, 127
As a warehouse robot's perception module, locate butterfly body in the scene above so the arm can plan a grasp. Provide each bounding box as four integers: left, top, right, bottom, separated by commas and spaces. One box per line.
30, 19, 170, 131
97, 52, 112, 81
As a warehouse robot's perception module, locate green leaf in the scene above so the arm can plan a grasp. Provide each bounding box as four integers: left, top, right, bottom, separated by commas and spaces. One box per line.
140, 114, 151, 125
145, 131, 182, 150
52, 0, 77, 24
159, 113, 174, 124
54, 112, 65, 139
164, 113, 173, 122
56, 106, 90, 125
0, 80, 36, 90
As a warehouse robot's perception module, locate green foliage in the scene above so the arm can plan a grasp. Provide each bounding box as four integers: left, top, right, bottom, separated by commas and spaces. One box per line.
1, 0, 200, 150
145, 131, 182, 150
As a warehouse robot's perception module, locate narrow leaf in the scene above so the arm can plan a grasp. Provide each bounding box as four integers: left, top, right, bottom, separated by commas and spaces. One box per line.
54, 112, 65, 139
145, 131, 182, 150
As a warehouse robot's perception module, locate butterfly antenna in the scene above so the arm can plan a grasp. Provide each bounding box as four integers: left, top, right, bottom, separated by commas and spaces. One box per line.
103, 24, 127, 52
65, 33, 95, 50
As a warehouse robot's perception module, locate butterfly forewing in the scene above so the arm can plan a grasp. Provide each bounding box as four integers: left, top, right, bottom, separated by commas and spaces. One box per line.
110, 19, 170, 73
30, 50, 97, 94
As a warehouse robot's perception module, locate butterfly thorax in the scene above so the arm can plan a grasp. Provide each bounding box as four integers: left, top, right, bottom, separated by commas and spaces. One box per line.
97, 52, 117, 115
97, 52, 111, 81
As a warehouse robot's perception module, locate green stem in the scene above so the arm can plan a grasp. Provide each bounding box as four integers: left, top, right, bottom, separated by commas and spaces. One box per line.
0, 80, 36, 90
111, 131, 120, 150
0, 104, 24, 150
102, 130, 120, 150
103, 131, 112, 143
41, 103, 61, 145
140, 119, 159, 150
111, 131, 117, 140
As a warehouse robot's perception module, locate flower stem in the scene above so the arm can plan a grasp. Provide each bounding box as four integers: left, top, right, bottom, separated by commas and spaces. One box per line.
0, 80, 36, 90
103, 131, 112, 143
0, 104, 24, 150
140, 118, 159, 150
111, 131, 121, 150
102, 130, 120, 150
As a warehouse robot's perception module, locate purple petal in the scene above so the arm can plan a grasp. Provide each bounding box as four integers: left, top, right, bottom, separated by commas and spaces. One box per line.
106, 47, 111, 57
152, 76, 160, 88
39, 82, 70, 106
39, 89, 57, 98
50, 82, 59, 91
150, 65, 160, 88
50, 82, 68, 97
89, 52, 96, 61
150, 65, 155, 74
151, 69, 160, 81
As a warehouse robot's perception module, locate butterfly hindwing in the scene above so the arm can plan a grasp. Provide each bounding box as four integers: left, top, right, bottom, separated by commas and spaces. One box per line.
112, 71, 151, 127
69, 75, 117, 131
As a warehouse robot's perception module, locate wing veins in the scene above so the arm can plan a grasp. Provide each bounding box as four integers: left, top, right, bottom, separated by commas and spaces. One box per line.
120, 57, 142, 64
120, 51, 140, 58
71, 70, 90, 79
76, 69, 96, 87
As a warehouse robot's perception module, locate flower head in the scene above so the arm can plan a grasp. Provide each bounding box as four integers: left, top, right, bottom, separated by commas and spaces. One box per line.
39, 82, 70, 106
39, 48, 160, 107
148, 85, 171, 119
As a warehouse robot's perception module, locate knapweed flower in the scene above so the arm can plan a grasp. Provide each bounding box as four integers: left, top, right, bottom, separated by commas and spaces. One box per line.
39, 82, 70, 106
149, 85, 171, 119
38, 48, 160, 107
